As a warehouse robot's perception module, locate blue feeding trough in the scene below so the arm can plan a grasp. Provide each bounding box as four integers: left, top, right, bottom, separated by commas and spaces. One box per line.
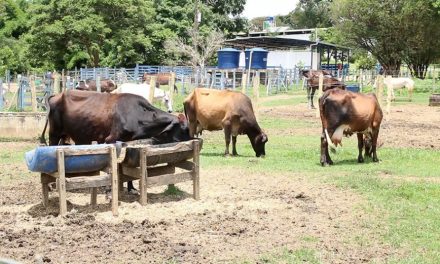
346, 84, 360, 93
25, 143, 123, 174
245, 48, 269, 70
217, 48, 240, 69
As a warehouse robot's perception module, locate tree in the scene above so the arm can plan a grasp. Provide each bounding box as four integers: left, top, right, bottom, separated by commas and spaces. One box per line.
332, 0, 440, 77
26, 0, 158, 69
0, 0, 30, 74
284, 0, 333, 29
400, 0, 440, 78
164, 29, 224, 84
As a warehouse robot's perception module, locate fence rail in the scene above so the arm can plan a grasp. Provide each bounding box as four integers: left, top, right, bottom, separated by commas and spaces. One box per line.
1, 65, 439, 112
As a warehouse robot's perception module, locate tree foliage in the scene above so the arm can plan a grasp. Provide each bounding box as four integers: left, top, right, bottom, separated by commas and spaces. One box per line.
0, 0, 29, 74
283, 0, 333, 29
332, 0, 440, 78
0, 0, 246, 72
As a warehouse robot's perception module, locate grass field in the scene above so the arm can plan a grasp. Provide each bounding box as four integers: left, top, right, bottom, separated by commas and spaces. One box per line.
1, 86, 440, 263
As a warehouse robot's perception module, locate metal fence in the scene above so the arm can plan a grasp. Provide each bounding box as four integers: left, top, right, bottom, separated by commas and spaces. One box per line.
1, 65, 440, 112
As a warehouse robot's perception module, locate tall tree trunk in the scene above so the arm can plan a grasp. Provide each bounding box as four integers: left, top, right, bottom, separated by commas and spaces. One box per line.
381, 63, 401, 76
408, 63, 428, 79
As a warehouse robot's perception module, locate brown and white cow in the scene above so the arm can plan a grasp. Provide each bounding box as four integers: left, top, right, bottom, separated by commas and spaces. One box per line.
142, 72, 178, 93
183, 88, 268, 157
76, 79, 117, 93
319, 89, 383, 166
301, 69, 346, 109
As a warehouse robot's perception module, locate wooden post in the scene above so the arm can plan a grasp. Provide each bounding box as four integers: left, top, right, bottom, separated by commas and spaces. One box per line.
149, 76, 156, 103
232, 69, 236, 90
316, 73, 324, 118
386, 75, 392, 114
30, 75, 37, 112
139, 148, 148, 205
193, 140, 200, 200
110, 146, 119, 216
241, 73, 247, 94
61, 70, 66, 92
96, 74, 101, 93
359, 69, 363, 93
169, 72, 175, 102
54, 71, 60, 94
56, 149, 67, 216
376, 75, 384, 108
253, 71, 260, 121
41, 173, 50, 207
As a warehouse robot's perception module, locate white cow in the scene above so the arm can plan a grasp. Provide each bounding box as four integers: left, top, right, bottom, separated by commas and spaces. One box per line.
112, 83, 173, 113
383, 76, 415, 101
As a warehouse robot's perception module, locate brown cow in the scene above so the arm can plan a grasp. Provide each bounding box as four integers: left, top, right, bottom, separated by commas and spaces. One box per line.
76, 79, 117, 93
319, 89, 383, 166
142, 72, 178, 93
301, 69, 346, 109
183, 88, 268, 157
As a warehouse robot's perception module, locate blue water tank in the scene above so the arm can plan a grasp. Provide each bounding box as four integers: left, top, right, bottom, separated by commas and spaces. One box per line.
245, 48, 269, 70
346, 84, 360, 93
217, 48, 241, 69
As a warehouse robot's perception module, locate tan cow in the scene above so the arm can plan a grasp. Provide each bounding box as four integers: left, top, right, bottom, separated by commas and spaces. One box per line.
319, 89, 383, 166
183, 88, 268, 157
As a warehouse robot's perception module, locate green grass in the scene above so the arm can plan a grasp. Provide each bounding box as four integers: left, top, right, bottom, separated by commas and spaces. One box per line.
196, 91, 440, 263
1, 88, 439, 263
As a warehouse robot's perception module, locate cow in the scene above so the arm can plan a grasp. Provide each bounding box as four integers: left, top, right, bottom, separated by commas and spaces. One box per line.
40, 90, 191, 192
112, 83, 173, 113
142, 72, 178, 93
76, 79, 117, 93
301, 69, 346, 109
319, 89, 383, 166
183, 88, 268, 157
383, 76, 414, 101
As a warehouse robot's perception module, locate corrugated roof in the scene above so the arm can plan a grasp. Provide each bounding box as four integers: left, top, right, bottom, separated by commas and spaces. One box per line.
224, 36, 350, 51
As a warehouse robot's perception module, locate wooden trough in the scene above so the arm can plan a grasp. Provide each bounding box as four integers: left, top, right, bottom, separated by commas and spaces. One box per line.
120, 139, 202, 205
40, 146, 119, 216
429, 93, 440, 106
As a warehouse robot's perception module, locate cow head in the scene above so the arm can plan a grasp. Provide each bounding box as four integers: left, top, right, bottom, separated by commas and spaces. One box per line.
163, 91, 173, 113
152, 113, 191, 143
251, 132, 268, 157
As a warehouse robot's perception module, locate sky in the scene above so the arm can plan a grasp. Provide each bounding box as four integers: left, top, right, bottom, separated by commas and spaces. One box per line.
241, 0, 299, 19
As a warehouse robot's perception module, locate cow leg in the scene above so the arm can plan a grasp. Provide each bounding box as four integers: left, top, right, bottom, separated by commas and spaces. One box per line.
223, 122, 232, 156
310, 87, 316, 109
357, 133, 364, 163
232, 136, 238, 156
307, 87, 315, 109
371, 130, 380, 162
320, 131, 333, 166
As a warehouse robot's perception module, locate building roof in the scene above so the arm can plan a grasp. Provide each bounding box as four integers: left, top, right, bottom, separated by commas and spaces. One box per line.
224, 36, 350, 52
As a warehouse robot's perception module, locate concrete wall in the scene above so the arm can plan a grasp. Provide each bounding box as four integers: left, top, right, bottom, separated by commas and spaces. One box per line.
0, 112, 46, 139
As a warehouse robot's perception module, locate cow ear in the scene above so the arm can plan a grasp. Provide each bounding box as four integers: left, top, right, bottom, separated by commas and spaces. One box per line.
177, 113, 186, 124
261, 134, 268, 143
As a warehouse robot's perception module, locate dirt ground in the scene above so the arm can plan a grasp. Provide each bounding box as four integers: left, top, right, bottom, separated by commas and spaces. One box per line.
1, 95, 439, 263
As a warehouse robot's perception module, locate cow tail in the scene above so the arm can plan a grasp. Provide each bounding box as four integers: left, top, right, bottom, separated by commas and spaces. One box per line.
319, 92, 337, 153
39, 94, 54, 146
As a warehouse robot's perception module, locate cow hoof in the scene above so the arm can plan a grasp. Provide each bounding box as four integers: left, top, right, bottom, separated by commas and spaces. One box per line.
232, 152, 238, 156
321, 161, 332, 167
373, 157, 379, 162
358, 157, 364, 163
